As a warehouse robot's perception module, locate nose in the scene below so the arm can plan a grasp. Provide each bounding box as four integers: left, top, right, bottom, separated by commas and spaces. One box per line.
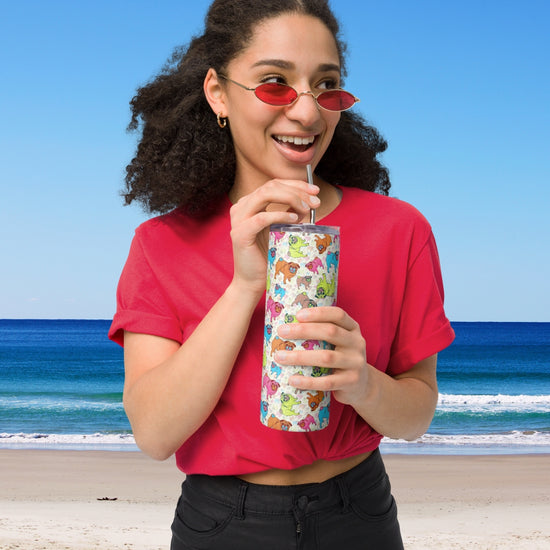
286, 90, 321, 126
295, 91, 317, 103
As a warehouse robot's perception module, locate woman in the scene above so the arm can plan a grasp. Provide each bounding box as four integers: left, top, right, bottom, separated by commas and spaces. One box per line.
109, 0, 455, 548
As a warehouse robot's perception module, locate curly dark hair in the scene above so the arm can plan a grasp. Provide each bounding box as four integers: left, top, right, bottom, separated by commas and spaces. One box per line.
123, 0, 390, 217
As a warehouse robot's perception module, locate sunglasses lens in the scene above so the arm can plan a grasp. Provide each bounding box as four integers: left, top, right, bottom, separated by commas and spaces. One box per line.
254, 82, 358, 111
255, 83, 297, 106
317, 90, 357, 111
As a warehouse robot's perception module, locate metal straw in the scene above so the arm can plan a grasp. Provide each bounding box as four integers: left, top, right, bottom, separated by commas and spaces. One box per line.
306, 164, 315, 224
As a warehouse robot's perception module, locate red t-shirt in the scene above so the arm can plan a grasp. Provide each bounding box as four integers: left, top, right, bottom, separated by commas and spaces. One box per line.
109, 187, 454, 475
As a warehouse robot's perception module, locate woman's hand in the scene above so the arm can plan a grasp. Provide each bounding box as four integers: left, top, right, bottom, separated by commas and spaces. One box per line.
275, 306, 440, 441
274, 306, 370, 408
228, 179, 320, 295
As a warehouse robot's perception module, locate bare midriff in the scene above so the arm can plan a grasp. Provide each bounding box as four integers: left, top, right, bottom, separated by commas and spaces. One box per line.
237, 450, 372, 486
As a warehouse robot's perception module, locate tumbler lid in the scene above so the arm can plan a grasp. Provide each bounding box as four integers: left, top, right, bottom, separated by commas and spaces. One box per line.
270, 223, 339, 235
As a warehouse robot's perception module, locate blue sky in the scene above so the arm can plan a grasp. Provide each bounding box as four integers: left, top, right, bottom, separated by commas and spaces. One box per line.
1, 0, 548, 321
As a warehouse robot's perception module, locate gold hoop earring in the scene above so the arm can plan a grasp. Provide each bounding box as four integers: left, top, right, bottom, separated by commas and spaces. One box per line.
217, 112, 227, 128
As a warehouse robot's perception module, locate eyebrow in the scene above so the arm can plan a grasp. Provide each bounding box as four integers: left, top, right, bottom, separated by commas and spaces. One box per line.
251, 59, 341, 73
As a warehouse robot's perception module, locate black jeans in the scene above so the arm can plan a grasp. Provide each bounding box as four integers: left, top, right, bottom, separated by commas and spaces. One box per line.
170, 449, 404, 550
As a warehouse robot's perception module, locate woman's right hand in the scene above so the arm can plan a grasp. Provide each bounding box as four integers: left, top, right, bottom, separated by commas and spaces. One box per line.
228, 178, 320, 295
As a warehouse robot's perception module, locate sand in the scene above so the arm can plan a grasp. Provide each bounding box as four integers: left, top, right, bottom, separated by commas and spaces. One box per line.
1, 450, 548, 549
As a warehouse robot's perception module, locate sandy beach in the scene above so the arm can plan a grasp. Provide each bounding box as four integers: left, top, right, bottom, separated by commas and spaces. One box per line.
1, 450, 548, 549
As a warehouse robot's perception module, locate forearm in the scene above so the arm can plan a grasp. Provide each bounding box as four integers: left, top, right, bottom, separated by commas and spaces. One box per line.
353, 355, 439, 441
123, 281, 262, 460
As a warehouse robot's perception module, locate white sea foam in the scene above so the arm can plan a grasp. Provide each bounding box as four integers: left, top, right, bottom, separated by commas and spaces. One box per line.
437, 393, 550, 413
2, 429, 549, 454
382, 430, 550, 454
0, 432, 137, 451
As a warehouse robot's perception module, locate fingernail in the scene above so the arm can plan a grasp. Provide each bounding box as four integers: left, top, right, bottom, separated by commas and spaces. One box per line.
310, 196, 321, 206
275, 351, 287, 362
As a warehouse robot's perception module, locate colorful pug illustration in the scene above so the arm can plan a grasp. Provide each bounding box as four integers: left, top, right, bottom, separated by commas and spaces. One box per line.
267, 415, 292, 431
266, 297, 284, 321
326, 251, 339, 272
272, 231, 285, 244
267, 247, 277, 268
314, 234, 332, 254
312, 366, 331, 377
271, 336, 296, 355
274, 284, 286, 299
260, 400, 269, 422
262, 373, 280, 399
305, 257, 322, 274
288, 235, 307, 258
315, 273, 336, 299
292, 292, 317, 309
270, 362, 282, 378
318, 405, 330, 427
280, 393, 301, 416
302, 339, 321, 350
297, 275, 312, 289
306, 391, 325, 412
297, 414, 316, 431
274, 258, 300, 283
264, 323, 273, 343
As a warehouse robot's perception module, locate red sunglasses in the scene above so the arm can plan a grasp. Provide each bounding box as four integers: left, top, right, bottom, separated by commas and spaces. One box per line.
219, 75, 360, 112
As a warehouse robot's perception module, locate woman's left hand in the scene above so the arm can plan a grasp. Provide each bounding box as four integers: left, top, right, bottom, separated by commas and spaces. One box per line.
274, 306, 370, 408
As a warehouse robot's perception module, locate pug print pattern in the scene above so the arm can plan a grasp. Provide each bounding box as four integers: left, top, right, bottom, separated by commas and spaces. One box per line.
261, 224, 339, 432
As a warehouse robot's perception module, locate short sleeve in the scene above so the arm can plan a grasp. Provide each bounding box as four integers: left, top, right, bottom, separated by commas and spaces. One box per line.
387, 232, 455, 375
108, 232, 184, 346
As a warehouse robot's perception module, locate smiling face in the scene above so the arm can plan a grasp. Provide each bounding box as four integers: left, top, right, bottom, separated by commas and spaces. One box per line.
206, 13, 342, 194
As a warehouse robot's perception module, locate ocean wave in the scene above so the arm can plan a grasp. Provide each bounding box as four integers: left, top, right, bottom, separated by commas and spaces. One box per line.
437, 394, 550, 413
0, 395, 124, 412
2, 430, 549, 453
383, 430, 550, 447
0, 432, 137, 450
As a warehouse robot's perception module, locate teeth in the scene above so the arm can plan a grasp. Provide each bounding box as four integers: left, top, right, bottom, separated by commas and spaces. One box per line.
275, 135, 315, 145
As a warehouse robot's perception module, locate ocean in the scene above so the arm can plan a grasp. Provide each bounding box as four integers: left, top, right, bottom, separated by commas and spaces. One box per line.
0, 320, 548, 454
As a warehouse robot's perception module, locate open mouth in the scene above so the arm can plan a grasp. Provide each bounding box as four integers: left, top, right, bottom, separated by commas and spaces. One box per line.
273, 134, 316, 152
